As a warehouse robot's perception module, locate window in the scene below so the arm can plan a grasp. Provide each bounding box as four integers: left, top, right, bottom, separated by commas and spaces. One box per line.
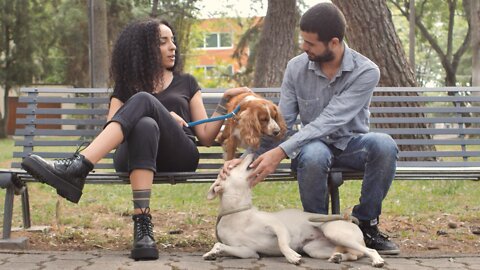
219, 33, 232, 47
205, 34, 218, 48
197, 32, 233, 49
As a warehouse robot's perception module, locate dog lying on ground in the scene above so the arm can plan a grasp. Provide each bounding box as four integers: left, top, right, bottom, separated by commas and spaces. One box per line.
203, 154, 385, 267
217, 92, 286, 160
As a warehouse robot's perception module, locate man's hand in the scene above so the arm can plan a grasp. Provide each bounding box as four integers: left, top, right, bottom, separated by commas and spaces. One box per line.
218, 158, 243, 180
248, 147, 286, 187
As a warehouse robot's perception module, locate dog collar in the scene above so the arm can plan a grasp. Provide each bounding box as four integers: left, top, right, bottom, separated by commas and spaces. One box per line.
215, 204, 252, 243
186, 105, 241, 127
217, 204, 252, 219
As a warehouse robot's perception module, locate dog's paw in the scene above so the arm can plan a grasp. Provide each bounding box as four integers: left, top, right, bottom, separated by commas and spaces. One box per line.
284, 250, 302, 265
372, 258, 385, 268
203, 243, 223, 260
328, 253, 342, 264
202, 252, 217, 261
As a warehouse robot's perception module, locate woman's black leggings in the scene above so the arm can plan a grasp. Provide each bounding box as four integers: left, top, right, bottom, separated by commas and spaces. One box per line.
105, 92, 199, 173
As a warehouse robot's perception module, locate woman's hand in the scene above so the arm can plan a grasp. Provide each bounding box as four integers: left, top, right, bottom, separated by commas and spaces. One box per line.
223, 87, 252, 100
170, 111, 187, 127
218, 158, 243, 180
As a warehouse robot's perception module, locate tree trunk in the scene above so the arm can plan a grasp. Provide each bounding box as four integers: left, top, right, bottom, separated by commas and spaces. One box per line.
88, 0, 109, 88
253, 0, 297, 88
151, 0, 159, 18
471, 0, 480, 86
332, 0, 435, 159
0, 0, 13, 138
408, 0, 415, 69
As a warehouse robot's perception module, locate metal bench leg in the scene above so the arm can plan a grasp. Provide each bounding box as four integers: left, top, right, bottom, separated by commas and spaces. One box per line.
0, 175, 28, 249
328, 172, 344, 214
22, 186, 31, 229
2, 185, 14, 240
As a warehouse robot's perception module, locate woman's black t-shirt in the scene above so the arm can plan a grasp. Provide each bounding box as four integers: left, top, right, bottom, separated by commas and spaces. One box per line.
111, 72, 201, 138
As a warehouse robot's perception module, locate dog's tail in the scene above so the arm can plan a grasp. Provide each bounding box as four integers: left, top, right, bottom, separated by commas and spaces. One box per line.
308, 213, 359, 225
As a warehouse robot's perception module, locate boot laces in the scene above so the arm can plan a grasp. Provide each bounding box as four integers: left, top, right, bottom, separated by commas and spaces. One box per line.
135, 208, 154, 239
365, 226, 390, 242
54, 142, 90, 167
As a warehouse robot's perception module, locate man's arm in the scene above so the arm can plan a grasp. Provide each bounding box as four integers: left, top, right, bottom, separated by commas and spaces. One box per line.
279, 66, 380, 159
248, 62, 299, 186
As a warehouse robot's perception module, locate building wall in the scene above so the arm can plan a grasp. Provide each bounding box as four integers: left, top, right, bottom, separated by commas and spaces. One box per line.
188, 17, 260, 79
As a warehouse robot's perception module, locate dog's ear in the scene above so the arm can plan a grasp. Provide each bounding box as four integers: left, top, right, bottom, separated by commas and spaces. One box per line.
207, 177, 224, 200
239, 108, 262, 148
272, 105, 287, 139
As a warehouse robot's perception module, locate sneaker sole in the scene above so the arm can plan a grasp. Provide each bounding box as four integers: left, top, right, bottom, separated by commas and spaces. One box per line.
377, 249, 400, 255
21, 156, 82, 203
131, 247, 159, 261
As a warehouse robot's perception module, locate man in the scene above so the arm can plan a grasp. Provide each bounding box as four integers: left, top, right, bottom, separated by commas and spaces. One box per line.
224, 2, 400, 255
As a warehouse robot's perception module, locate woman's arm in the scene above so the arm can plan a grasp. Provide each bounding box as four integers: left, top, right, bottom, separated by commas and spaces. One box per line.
107, 97, 124, 122
190, 87, 251, 146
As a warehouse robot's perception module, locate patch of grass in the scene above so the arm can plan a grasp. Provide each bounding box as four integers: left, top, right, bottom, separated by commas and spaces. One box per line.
1, 137, 479, 253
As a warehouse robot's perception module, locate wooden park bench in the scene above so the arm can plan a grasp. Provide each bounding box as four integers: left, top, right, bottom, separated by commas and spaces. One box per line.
1, 86, 480, 248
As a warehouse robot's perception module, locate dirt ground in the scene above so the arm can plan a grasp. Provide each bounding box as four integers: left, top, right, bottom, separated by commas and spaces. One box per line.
10, 209, 480, 256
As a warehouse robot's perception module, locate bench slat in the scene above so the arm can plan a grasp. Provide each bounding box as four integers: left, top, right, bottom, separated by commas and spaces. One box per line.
371, 128, 480, 135
399, 151, 480, 157
371, 95, 480, 102
19, 96, 110, 104
370, 107, 480, 113
17, 108, 108, 115
15, 129, 100, 136
16, 118, 106, 125
21, 88, 111, 93
393, 139, 480, 145
370, 117, 480, 124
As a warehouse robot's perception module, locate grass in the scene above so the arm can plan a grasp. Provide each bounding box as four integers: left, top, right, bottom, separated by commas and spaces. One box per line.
1, 137, 479, 253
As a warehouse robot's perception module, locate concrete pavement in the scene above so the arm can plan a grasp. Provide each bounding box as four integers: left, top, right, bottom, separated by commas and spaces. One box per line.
0, 250, 479, 270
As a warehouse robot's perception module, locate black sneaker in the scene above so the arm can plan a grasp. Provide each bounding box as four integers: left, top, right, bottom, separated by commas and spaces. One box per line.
360, 224, 400, 255
131, 209, 159, 261
21, 153, 93, 203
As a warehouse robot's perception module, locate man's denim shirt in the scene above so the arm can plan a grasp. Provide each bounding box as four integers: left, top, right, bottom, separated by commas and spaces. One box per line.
274, 44, 380, 159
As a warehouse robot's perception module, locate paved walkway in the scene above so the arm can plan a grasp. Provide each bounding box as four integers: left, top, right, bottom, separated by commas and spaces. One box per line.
0, 250, 479, 270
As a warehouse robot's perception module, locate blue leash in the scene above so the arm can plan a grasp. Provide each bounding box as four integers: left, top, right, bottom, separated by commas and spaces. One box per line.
187, 105, 241, 127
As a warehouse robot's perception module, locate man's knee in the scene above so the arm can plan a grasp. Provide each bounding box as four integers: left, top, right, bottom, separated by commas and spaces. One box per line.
297, 141, 333, 170
364, 133, 398, 160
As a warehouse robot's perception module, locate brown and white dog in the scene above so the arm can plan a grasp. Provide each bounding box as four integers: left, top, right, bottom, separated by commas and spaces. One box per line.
217, 92, 287, 160
203, 154, 385, 267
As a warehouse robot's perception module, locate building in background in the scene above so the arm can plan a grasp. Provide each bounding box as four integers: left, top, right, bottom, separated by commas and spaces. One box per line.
187, 17, 261, 87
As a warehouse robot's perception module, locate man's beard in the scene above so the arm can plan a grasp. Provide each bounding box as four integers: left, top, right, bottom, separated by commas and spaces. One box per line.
308, 48, 334, 63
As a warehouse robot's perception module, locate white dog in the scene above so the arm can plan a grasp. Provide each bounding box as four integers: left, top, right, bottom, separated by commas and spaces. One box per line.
203, 154, 385, 267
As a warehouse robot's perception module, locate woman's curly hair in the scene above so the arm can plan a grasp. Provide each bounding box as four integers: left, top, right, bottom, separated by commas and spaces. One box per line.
110, 18, 180, 97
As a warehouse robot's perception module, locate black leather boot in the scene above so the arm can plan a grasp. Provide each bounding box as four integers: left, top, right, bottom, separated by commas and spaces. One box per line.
359, 219, 400, 255
131, 210, 159, 261
21, 153, 93, 203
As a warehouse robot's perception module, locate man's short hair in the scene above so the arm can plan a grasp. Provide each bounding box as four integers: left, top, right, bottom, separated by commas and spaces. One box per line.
300, 3, 346, 43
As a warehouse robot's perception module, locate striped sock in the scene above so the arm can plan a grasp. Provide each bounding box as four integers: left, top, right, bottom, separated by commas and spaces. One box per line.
132, 189, 151, 210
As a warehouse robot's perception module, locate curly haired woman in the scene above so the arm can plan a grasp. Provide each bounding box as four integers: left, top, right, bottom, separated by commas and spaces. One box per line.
21, 18, 250, 260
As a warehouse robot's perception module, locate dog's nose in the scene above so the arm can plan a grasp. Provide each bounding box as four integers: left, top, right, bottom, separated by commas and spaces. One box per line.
272, 130, 280, 136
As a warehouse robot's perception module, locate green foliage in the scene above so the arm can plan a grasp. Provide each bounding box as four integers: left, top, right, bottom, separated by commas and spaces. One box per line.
0, 0, 37, 89
388, 0, 472, 86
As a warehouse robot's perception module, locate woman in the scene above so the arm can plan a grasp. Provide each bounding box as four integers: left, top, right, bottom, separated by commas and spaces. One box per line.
21, 19, 250, 261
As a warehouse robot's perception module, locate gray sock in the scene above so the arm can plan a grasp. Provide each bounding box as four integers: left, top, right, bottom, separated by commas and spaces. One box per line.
132, 189, 151, 210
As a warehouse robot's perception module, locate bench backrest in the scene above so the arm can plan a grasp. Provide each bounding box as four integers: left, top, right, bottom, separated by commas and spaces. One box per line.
13, 87, 480, 171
